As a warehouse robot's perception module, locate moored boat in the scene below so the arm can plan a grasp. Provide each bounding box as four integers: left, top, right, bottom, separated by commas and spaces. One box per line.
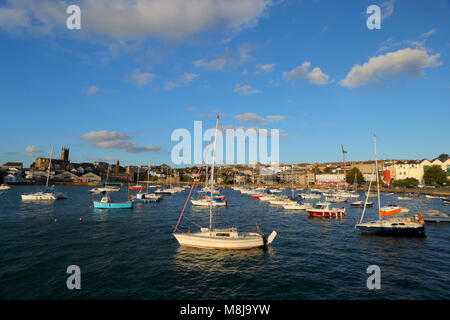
93, 195, 133, 209
173, 115, 276, 250
351, 200, 374, 208
307, 202, 346, 218
355, 135, 425, 236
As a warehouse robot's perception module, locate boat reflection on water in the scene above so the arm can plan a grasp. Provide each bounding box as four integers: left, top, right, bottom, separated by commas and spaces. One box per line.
172, 245, 276, 275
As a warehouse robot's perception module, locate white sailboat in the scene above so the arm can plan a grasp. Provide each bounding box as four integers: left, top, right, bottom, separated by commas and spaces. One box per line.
355, 135, 425, 235
21, 146, 57, 200
173, 115, 277, 249
133, 163, 162, 202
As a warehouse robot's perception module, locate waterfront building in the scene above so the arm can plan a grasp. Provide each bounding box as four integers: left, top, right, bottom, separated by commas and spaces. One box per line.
1, 162, 23, 170
388, 160, 424, 183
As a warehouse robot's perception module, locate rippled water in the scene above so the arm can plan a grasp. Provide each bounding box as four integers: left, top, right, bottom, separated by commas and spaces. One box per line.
0, 186, 449, 299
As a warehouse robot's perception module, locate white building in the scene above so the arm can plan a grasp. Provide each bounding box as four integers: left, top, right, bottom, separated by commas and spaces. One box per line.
388, 161, 424, 183
421, 157, 450, 178
315, 174, 345, 185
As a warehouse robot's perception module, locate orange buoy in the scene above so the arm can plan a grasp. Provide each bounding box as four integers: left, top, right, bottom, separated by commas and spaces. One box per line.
79, 218, 83, 222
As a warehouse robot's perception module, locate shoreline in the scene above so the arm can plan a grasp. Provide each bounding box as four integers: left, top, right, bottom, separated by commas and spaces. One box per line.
6, 181, 450, 196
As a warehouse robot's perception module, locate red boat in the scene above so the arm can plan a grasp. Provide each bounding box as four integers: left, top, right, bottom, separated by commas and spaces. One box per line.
408, 193, 420, 197
252, 195, 263, 199
129, 185, 147, 190
307, 202, 346, 218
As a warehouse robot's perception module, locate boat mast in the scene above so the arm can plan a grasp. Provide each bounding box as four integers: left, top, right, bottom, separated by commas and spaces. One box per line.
46, 145, 53, 188
374, 134, 381, 219
147, 162, 151, 190
209, 115, 220, 231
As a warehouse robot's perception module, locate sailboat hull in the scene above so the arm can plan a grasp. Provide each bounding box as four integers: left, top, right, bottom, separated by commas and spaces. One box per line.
356, 224, 425, 236
173, 230, 266, 249
21, 192, 57, 200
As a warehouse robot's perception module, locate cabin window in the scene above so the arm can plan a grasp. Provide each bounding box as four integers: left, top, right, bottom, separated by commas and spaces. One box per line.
398, 223, 405, 226
216, 233, 230, 237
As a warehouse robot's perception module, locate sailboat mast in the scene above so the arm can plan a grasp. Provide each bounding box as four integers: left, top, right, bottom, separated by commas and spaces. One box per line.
374, 134, 381, 218
147, 162, 150, 190
209, 115, 220, 231
46, 146, 53, 188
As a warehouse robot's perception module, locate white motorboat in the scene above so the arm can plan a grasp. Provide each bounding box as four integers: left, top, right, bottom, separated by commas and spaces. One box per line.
325, 194, 348, 203
269, 198, 295, 206
173, 115, 277, 250
21, 191, 57, 201
298, 193, 321, 200
258, 195, 278, 202
282, 201, 313, 210
0, 184, 11, 190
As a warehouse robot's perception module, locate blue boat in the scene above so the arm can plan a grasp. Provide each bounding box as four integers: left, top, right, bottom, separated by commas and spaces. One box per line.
93, 195, 133, 209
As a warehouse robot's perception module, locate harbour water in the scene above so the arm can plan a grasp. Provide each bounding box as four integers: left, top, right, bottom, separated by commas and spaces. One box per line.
0, 186, 449, 299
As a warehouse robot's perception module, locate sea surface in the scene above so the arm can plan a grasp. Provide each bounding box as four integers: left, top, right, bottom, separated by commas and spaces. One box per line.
0, 186, 449, 299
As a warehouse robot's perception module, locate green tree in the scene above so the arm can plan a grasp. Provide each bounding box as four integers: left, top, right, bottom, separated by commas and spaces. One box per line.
423, 165, 448, 185
323, 167, 334, 174
313, 167, 322, 174
392, 177, 419, 187
438, 153, 449, 161
345, 167, 364, 184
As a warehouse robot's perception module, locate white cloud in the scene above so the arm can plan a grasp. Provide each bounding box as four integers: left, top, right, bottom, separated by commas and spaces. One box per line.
233, 113, 286, 124
420, 29, 436, 39
25, 145, 43, 153
165, 72, 199, 90
193, 43, 253, 71
234, 83, 261, 95
80, 130, 160, 153
283, 62, 329, 85
256, 63, 275, 72
234, 113, 266, 123
266, 115, 286, 121
380, 0, 395, 19
128, 70, 155, 87
86, 85, 100, 96
0, 0, 272, 41
339, 48, 441, 88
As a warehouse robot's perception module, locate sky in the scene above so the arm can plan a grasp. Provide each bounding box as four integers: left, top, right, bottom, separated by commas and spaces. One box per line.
0, 0, 449, 168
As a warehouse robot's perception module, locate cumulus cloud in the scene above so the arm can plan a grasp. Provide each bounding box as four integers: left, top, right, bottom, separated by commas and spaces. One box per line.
0, 0, 272, 41
282, 62, 329, 85
233, 113, 286, 124
339, 48, 441, 88
128, 70, 155, 87
234, 83, 261, 95
80, 130, 160, 153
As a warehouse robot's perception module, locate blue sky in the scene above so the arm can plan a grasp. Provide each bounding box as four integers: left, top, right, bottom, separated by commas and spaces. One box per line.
0, 0, 449, 167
